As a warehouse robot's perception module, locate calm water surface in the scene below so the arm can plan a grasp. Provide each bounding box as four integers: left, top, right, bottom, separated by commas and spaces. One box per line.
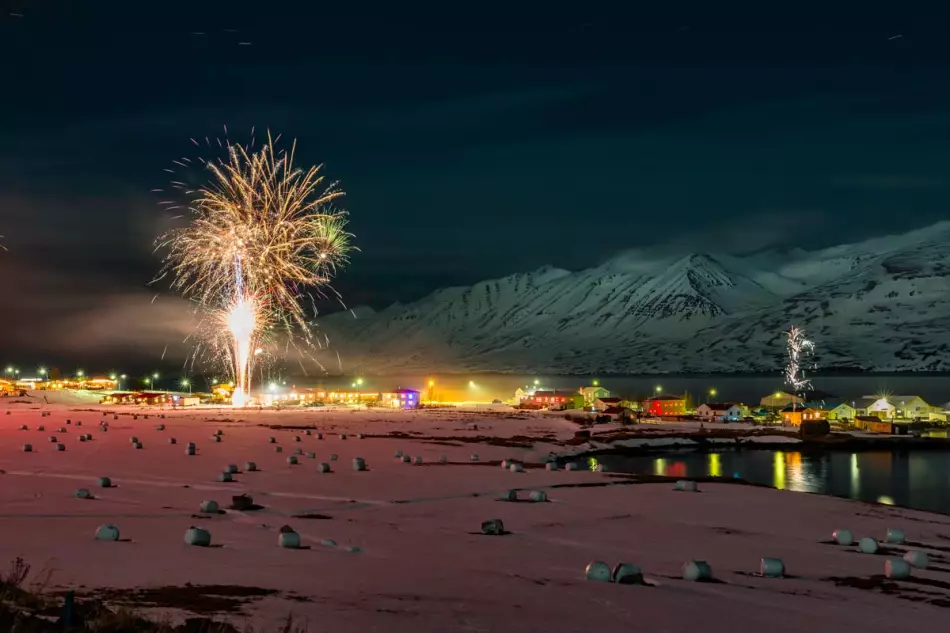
584, 449, 950, 515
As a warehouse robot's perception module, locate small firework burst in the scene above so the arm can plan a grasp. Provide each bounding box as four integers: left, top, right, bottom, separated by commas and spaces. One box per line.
784, 325, 815, 394
155, 130, 354, 404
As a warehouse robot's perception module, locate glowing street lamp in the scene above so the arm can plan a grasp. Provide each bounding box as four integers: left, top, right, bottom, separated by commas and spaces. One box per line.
76, 370, 83, 379
427, 379, 435, 404
181, 378, 191, 393
38, 367, 47, 377
593, 379, 600, 387
655, 385, 662, 394
708, 387, 717, 403
269, 382, 277, 392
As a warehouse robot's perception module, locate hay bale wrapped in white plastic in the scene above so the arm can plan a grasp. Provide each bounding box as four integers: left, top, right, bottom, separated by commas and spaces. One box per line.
501, 490, 518, 501
413, 456, 423, 465
394, 450, 403, 458
529, 490, 548, 503
79, 435, 87, 443
57, 427, 67, 433
98, 476, 112, 488
585, 561, 612, 582
885, 527, 906, 544
268, 437, 276, 444
317, 462, 331, 473
287, 456, 298, 465
168, 437, 177, 445
75, 488, 93, 499
440, 455, 447, 464
278, 526, 301, 549
833, 528, 854, 546
401, 455, 411, 463
225, 464, 238, 474
129, 436, 138, 444
357, 433, 364, 439
481, 519, 505, 535
595, 464, 608, 473
293, 448, 303, 455
674, 480, 698, 492
305, 429, 312, 436
306, 451, 315, 459
501, 459, 513, 469
509, 463, 524, 473
22, 444, 32, 452
904, 550, 929, 569
19, 425, 27, 430
218, 471, 233, 482
56, 443, 65, 452
37, 425, 45, 431
184, 526, 211, 547
245, 461, 258, 472
185, 443, 196, 456
95, 524, 120, 541
346, 545, 362, 553
760, 558, 785, 578
48, 436, 57, 443
214, 429, 223, 436
133, 442, 143, 450
566, 462, 579, 471
352, 457, 367, 471
156, 424, 165, 431
859, 537, 879, 554
330, 454, 339, 461
885, 557, 911, 580
546, 462, 558, 471
275, 446, 283, 453
75, 421, 82, 427
340, 433, 348, 440
321, 538, 337, 547
612, 563, 645, 585
316, 433, 323, 440
200, 500, 220, 514
294, 436, 301, 442
683, 560, 713, 582
211, 435, 221, 443
470, 454, 479, 462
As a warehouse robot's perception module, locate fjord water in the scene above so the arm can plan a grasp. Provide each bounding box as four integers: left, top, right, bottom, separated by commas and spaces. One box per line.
591, 449, 950, 515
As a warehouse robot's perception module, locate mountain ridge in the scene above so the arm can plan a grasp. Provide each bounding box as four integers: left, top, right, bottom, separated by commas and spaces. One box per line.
316, 222, 950, 374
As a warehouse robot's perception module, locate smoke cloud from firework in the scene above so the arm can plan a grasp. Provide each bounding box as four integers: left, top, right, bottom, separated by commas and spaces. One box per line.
784, 325, 815, 394
155, 131, 353, 403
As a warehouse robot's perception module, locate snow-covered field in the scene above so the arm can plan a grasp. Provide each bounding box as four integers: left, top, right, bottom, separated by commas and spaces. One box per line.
1, 393, 948, 631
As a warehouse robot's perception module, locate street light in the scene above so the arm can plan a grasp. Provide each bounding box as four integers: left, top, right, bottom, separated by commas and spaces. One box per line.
708, 388, 717, 403
181, 378, 191, 393
76, 370, 83, 378
655, 385, 662, 394
38, 367, 47, 377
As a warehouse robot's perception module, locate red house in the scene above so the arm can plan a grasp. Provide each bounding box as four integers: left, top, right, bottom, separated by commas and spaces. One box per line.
643, 395, 686, 417
530, 390, 575, 407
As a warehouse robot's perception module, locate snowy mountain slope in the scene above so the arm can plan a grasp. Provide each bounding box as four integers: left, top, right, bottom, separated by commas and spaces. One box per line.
315, 223, 950, 374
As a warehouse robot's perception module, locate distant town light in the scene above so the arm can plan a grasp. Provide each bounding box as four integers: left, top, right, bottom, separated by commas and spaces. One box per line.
38, 367, 47, 376
269, 382, 277, 392
469, 380, 476, 387
655, 386, 662, 394
592, 379, 599, 386
109, 374, 117, 380
76, 370, 84, 378
152, 372, 159, 379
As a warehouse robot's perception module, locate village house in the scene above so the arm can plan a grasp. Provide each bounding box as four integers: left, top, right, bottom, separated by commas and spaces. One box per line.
826, 402, 856, 421
642, 395, 686, 417
601, 406, 636, 423
579, 385, 611, 406
529, 390, 581, 409
854, 415, 894, 434
695, 403, 731, 422
593, 396, 622, 411
780, 401, 838, 426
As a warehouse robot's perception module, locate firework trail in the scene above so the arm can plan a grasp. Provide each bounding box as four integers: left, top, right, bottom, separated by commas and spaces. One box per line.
784, 325, 815, 394
155, 130, 353, 405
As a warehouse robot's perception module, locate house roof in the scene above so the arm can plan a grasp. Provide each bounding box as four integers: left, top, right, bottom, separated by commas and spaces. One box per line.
645, 395, 683, 402
702, 402, 739, 410
781, 401, 841, 412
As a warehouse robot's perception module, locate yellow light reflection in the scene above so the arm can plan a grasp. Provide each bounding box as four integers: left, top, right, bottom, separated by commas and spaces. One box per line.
773, 452, 786, 490
850, 453, 860, 497
877, 495, 895, 506
587, 456, 600, 471
709, 453, 722, 478
654, 458, 667, 476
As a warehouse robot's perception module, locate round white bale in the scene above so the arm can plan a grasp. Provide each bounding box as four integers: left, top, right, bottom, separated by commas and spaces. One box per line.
317, 462, 331, 473
470, 454, 479, 462
885, 557, 911, 580
501, 459, 512, 469
275, 446, 283, 453
133, 442, 143, 449
56, 443, 65, 451
200, 500, 219, 514
394, 450, 403, 458
306, 452, 315, 459
79, 436, 87, 443
278, 531, 301, 549
215, 430, 223, 436
98, 476, 112, 487
341, 434, 348, 440
22, 444, 32, 452
501, 490, 518, 501
48, 436, 57, 443
585, 561, 612, 582
245, 461, 258, 472
903, 550, 929, 569
294, 436, 301, 442
168, 437, 177, 444
885, 528, 906, 544
211, 436, 221, 443
440, 455, 448, 464
305, 429, 312, 435
674, 480, 699, 492
352, 457, 366, 471
156, 424, 165, 431
509, 463, 524, 473
346, 545, 362, 553
321, 538, 337, 547
413, 456, 423, 465
129, 436, 138, 444
75, 488, 92, 499
481, 519, 505, 536
612, 563, 644, 585
595, 464, 608, 473
859, 537, 879, 554
225, 464, 238, 474
95, 524, 120, 541
529, 490, 548, 503
330, 454, 339, 461
683, 560, 713, 582
401, 455, 411, 463
185, 445, 196, 456
287, 456, 298, 465
218, 471, 233, 482
37, 425, 45, 431
316, 433, 323, 440
546, 462, 558, 471
293, 448, 303, 455
268, 437, 276, 443
760, 558, 785, 578
832, 529, 854, 546
184, 527, 212, 547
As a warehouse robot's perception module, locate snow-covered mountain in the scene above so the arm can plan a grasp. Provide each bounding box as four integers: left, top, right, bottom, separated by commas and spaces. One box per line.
316, 222, 950, 374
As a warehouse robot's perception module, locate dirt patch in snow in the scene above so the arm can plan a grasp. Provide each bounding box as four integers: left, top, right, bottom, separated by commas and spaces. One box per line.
79, 584, 279, 615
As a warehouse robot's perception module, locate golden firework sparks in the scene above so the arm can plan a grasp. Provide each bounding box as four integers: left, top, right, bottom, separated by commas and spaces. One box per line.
156, 131, 353, 404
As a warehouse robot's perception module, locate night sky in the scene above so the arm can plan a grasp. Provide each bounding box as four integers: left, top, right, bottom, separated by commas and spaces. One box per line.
2, 1, 950, 372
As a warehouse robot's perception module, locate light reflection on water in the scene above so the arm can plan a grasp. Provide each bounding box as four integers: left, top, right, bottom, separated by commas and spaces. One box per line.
592, 449, 950, 516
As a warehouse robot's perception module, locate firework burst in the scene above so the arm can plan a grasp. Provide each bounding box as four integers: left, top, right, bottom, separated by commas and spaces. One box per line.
155, 131, 353, 405
784, 325, 815, 394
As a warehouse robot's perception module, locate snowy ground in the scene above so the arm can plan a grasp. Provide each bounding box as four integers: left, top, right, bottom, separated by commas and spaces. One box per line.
0, 393, 948, 631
